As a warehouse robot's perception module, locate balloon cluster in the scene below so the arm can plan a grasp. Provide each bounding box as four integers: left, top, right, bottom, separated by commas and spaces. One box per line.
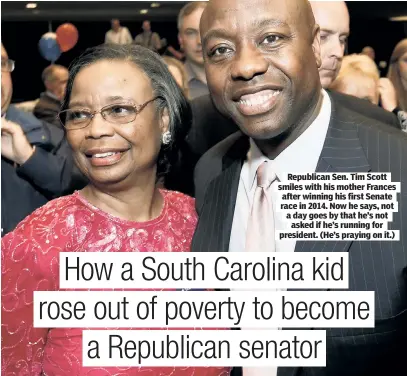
38, 23, 79, 62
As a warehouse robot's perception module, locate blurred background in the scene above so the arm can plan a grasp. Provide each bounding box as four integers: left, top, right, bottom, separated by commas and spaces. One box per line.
2, 1, 407, 102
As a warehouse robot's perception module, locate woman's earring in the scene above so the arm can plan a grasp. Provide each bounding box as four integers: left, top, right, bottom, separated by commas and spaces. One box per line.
162, 131, 172, 145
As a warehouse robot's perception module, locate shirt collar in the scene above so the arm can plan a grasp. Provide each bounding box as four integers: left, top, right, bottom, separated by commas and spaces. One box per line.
185, 61, 204, 84
184, 61, 195, 82
45, 91, 60, 101
245, 89, 332, 191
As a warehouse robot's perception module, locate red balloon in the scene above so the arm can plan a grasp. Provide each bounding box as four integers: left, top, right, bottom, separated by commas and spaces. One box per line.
56, 23, 79, 52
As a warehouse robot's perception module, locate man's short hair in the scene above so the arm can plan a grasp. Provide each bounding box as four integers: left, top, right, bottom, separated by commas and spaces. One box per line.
42, 64, 65, 84
177, 1, 207, 30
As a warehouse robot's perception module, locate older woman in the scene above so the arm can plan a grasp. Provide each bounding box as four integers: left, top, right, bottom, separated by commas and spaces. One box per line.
1, 45, 229, 376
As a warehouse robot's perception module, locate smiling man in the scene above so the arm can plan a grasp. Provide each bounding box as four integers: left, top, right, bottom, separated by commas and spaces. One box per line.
201, 0, 321, 145
191, 0, 407, 375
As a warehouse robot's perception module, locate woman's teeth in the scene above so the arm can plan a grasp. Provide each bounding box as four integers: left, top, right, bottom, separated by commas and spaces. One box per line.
93, 152, 119, 158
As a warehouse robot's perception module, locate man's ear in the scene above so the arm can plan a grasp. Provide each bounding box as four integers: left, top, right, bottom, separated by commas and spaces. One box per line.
160, 107, 170, 133
312, 24, 322, 69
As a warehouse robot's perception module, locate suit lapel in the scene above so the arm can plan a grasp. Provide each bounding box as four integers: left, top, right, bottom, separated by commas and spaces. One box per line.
192, 135, 249, 253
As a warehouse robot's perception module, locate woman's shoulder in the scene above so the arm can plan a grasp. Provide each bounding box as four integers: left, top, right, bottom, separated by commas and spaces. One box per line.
161, 189, 197, 221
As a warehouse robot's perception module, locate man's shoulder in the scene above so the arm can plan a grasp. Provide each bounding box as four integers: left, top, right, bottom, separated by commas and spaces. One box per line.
197, 131, 243, 167
194, 131, 244, 190
6, 105, 42, 126
331, 97, 406, 140
355, 111, 407, 157
331, 98, 407, 176
329, 90, 400, 129
35, 93, 59, 110
7, 105, 64, 149
188, 94, 238, 155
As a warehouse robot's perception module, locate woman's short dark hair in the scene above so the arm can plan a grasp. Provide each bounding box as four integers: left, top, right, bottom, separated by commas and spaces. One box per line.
61, 44, 192, 179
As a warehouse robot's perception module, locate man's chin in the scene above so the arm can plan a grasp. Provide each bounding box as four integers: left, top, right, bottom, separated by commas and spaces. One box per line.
319, 71, 337, 89
189, 55, 204, 66
233, 115, 288, 140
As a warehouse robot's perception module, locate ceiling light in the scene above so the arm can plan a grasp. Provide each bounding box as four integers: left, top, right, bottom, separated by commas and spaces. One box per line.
26, 3, 37, 8
140, 9, 148, 14
151, 3, 160, 8
390, 16, 407, 21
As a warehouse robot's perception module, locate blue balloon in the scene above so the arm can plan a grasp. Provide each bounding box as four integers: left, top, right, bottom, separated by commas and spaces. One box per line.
38, 32, 61, 62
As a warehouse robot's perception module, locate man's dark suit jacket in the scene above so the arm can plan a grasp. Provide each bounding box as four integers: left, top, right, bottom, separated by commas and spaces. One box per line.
33, 92, 62, 129
331, 91, 400, 128
2, 106, 87, 235
191, 95, 407, 376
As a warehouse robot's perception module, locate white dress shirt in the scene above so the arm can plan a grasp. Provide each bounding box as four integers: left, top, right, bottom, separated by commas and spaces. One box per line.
105, 27, 133, 45
228, 90, 332, 376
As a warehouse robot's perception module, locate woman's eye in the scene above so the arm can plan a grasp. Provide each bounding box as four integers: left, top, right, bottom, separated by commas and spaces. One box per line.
69, 111, 88, 121
109, 106, 133, 116
262, 35, 282, 45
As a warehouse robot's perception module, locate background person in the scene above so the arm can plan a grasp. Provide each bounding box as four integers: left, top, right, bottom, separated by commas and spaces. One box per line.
330, 54, 380, 104
178, 2, 208, 99
361, 45, 376, 61
33, 64, 69, 128
163, 55, 190, 98
381, 39, 407, 130
1, 43, 85, 236
310, 1, 350, 89
105, 18, 133, 45
134, 20, 162, 52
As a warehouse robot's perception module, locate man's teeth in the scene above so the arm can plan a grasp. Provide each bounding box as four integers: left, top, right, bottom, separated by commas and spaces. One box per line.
239, 90, 281, 106
93, 152, 119, 158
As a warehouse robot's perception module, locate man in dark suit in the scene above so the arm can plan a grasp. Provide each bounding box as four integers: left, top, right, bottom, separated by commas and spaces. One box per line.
1, 44, 86, 235
191, 0, 407, 375
186, 1, 398, 169
33, 64, 68, 128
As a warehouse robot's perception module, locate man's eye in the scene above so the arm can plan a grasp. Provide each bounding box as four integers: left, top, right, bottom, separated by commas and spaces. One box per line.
185, 30, 198, 37
261, 35, 282, 45
210, 46, 232, 57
